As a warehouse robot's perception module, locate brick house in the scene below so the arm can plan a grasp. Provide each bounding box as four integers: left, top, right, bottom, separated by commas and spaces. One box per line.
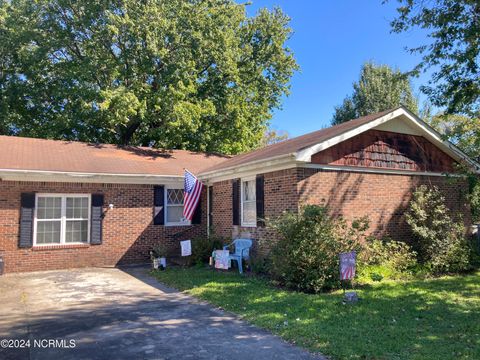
0, 139, 227, 273
1, 106, 478, 273
201, 106, 479, 255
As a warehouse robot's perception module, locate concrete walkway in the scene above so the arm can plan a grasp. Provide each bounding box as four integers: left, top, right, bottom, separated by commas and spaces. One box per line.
0, 266, 322, 360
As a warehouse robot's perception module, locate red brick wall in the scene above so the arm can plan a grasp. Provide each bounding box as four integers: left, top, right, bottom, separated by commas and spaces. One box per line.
210, 180, 233, 239
210, 168, 301, 255
210, 167, 470, 255
0, 181, 206, 273
312, 130, 457, 172
297, 168, 470, 243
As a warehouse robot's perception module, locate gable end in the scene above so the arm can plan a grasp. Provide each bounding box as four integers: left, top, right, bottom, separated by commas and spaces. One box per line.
311, 130, 457, 173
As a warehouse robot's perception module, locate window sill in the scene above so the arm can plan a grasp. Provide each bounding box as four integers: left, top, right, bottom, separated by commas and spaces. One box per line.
165, 222, 192, 227
240, 223, 257, 228
32, 243, 90, 251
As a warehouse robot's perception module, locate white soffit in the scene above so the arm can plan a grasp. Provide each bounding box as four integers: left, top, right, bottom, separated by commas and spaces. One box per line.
373, 116, 423, 136
199, 107, 480, 182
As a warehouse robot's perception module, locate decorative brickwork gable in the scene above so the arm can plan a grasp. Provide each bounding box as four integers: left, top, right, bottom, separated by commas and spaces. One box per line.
311, 130, 457, 172
0, 181, 206, 273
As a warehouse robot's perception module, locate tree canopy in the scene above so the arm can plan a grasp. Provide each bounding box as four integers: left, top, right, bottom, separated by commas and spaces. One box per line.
387, 0, 480, 116
260, 127, 288, 147
0, 0, 298, 154
332, 62, 418, 125
429, 113, 480, 163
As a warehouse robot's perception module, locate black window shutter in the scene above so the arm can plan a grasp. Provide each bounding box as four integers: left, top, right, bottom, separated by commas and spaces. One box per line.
191, 196, 202, 225
90, 194, 104, 245
153, 186, 165, 225
232, 178, 240, 225
256, 174, 265, 226
19, 193, 35, 248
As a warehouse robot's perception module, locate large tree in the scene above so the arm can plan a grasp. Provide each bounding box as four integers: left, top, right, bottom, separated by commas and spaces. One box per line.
0, 0, 297, 154
387, 0, 480, 116
260, 127, 288, 147
427, 112, 480, 221
428, 113, 480, 162
332, 62, 418, 125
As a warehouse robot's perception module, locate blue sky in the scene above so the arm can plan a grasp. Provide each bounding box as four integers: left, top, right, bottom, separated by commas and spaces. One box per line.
244, 0, 432, 137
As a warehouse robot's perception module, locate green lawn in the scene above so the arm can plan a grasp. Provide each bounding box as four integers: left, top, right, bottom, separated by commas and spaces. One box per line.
151, 268, 480, 360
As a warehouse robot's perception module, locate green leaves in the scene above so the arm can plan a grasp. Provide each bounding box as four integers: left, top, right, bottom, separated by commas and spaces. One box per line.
269, 205, 366, 293
332, 62, 418, 125
406, 185, 472, 273
388, 0, 480, 116
0, 0, 297, 153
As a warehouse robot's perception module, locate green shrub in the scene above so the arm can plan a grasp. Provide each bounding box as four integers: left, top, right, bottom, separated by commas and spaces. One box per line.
249, 253, 270, 275
358, 264, 394, 283
365, 238, 417, 273
360, 238, 417, 280
470, 180, 480, 223
269, 205, 365, 293
406, 185, 472, 273
189, 234, 225, 266
150, 243, 168, 258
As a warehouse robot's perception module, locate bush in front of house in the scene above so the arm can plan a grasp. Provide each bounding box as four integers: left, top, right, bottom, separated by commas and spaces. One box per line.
269, 205, 365, 293
359, 237, 417, 281
248, 253, 270, 275
189, 234, 225, 266
406, 185, 472, 274
150, 243, 168, 259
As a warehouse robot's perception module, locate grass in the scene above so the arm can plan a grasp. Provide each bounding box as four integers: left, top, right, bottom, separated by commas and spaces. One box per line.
151, 267, 480, 360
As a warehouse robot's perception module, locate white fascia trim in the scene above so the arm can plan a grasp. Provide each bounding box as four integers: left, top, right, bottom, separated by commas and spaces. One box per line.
199, 154, 297, 184
0, 169, 184, 185
304, 163, 465, 177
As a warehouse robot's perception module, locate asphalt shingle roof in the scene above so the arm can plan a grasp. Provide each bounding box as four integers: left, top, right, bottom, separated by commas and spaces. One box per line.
0, 136, 229, 176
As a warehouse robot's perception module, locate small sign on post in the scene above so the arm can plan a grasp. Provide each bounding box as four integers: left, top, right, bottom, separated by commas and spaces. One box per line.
339, 251, 358, 304
180, 240, 192, 257
339, 251, 356, 280
214, 250, 230, 270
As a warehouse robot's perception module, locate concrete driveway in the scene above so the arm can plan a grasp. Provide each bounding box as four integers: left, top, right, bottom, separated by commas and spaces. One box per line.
0, 266, 320, 360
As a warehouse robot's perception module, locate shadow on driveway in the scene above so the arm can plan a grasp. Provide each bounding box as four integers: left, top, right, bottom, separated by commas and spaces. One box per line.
0, 266, 321, 360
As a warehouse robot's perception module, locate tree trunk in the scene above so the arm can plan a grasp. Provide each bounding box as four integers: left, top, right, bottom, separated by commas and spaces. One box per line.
119, 121, 140, 145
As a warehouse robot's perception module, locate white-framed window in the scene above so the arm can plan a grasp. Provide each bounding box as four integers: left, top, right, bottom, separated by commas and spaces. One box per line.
241, 177, 256, 227
34, 194, 90, 246
165, 187, 190, 226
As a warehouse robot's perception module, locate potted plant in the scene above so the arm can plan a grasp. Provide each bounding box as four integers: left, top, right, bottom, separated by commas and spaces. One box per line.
150, 243, 167, 270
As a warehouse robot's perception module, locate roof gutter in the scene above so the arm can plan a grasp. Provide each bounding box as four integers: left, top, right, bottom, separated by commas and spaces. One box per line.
0, 168, 184, 185
198, 153, 298, 183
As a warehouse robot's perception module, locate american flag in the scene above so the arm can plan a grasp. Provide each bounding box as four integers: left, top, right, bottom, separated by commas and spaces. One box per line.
183, 169, 203, 221
340, 251, 356, 280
